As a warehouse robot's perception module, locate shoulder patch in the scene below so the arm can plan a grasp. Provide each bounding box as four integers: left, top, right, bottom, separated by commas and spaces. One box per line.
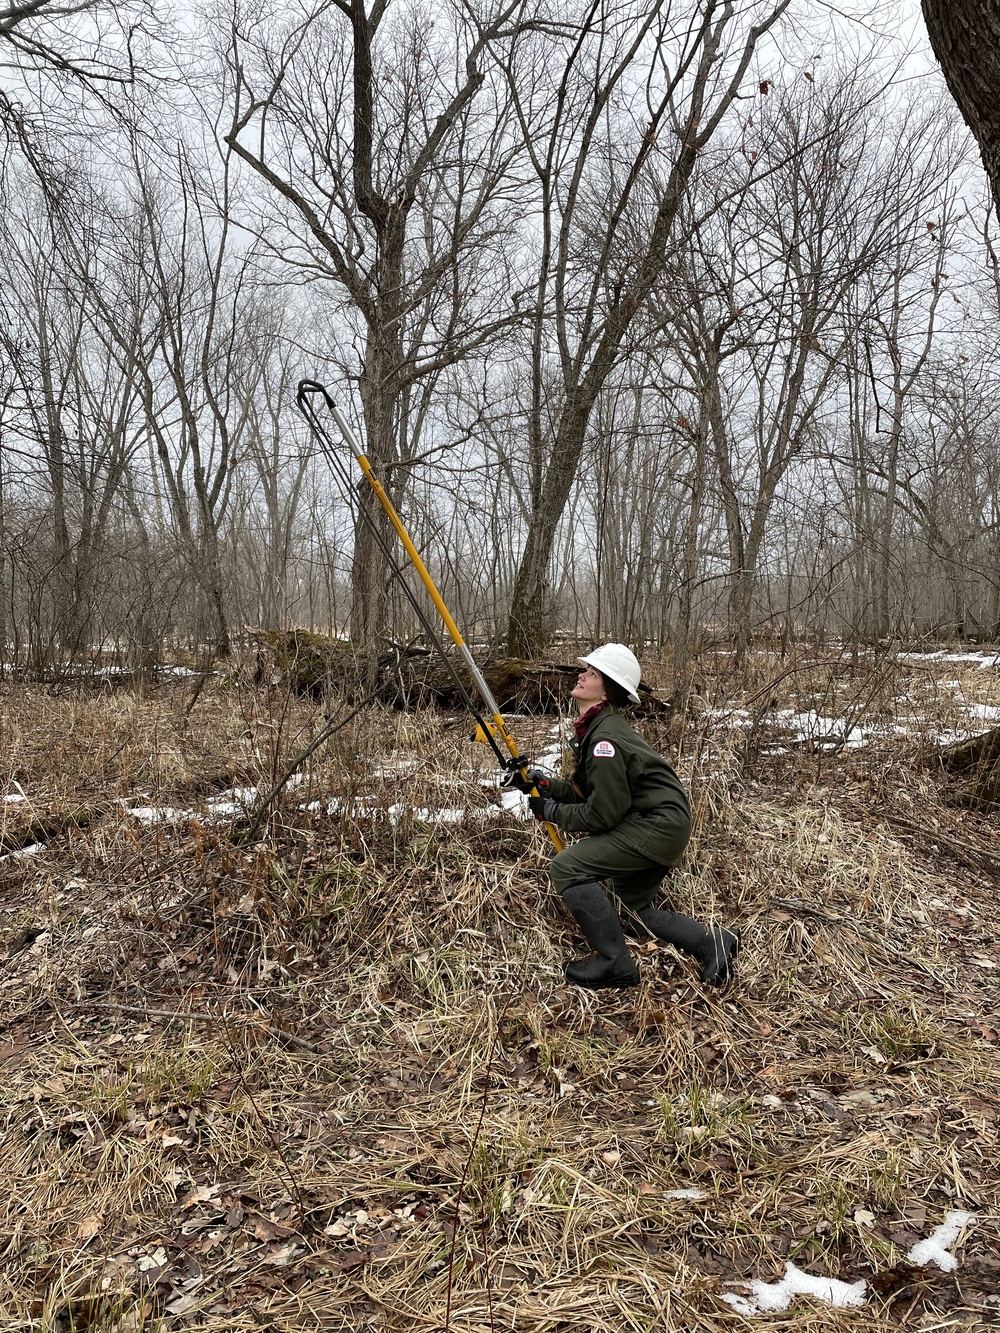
592, 740, 617, 758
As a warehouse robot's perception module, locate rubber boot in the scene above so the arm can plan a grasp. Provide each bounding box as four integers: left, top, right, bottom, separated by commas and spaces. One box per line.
562, 881, 640, 989
638, 908, 740, 985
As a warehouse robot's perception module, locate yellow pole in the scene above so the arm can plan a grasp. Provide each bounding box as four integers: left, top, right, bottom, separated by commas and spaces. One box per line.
328, 403, 565, 852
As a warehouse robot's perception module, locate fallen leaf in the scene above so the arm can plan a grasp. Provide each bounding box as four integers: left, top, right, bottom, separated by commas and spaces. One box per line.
251, 1215, 296, 1243
166, 1293, 200, 1315
183, 1185, 221, 1209
854, 1209, 876, 1228
76, 1216, 102, 1240
841, 1090, 878, 1107
136, 1247, 170, 1272
338, 1248, 372, 1271
262, 1243, 300, 1267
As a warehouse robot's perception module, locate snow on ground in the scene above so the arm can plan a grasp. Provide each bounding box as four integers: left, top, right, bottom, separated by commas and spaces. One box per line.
126, 806, 195, 827
0, 842, 44, 862
906, 1210, 976, 1272
155, 664, 216, 677
202, 787, 260, 816
720, 1211, 976, 1317
966, 702, 1000, 723
720, 1263, 867, 1316
772, 709, 871, 749
372, 758, 421, 778
900, 650, 1000, 669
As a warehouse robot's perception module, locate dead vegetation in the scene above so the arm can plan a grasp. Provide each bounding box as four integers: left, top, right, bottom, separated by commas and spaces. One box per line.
0, 648, 998, 1331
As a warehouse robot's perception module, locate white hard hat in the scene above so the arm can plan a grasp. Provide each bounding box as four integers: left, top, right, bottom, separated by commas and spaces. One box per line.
578, 642, 642, 703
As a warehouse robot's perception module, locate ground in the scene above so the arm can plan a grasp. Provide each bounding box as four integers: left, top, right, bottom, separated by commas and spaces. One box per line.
0, 646, 998, 1331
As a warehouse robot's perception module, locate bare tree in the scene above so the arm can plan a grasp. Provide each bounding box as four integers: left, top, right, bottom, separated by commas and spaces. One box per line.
0, 166, 151, 665
221, 0, 535, 660
658, 72, 957, 665
501, 0, 792, 656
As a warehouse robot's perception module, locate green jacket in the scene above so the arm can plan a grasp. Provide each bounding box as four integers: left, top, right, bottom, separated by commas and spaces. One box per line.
544, 707, 690, 835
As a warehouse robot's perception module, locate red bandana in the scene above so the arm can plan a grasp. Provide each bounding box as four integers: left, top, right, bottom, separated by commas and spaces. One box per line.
574, 702, 607, 739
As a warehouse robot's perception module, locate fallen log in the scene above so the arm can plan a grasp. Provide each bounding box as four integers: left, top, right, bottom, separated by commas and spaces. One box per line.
0, 804, 112, 856
247, 630, 668, 714
375, 651, 579, 711
938, 726, 1000, 809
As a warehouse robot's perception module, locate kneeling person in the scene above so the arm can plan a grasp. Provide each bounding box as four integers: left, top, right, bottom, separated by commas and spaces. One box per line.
518, 643, 739, 989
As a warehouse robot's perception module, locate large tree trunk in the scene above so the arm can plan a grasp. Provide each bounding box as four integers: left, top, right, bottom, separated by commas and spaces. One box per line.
923, 1, 1000, 213
939, 725, 1000, 809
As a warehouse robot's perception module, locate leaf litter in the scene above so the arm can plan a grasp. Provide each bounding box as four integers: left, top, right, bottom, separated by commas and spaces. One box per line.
0, 650, 998, 1330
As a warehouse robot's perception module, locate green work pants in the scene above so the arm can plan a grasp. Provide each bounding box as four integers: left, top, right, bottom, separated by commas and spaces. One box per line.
549, 806, 691, 910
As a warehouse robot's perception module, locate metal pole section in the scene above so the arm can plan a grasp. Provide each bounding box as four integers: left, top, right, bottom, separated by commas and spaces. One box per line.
326, 400, 565, 852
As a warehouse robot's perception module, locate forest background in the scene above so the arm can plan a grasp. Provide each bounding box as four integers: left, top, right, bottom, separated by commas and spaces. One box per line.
2, 0, 997, 677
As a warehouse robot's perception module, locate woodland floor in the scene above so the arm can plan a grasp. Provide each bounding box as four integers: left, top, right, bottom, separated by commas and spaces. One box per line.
0, 646, 998, 1332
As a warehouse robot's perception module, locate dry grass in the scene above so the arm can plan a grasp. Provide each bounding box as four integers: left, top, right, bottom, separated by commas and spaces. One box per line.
1, 650, 998, 1331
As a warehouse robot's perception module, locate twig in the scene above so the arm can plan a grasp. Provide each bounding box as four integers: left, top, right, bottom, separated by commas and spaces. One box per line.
225, 1029, 311, 1231
874, 810, 1000, 876
238, 685, 385, 844
773, 896, 952, 985
86, 999, 323, 1054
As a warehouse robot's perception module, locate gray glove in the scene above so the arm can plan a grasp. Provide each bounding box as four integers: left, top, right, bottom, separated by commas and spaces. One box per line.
528, 796, 559, 823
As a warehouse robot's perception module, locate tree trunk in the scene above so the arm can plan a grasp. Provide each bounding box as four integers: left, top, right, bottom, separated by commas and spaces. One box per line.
923, 0, 1000, 214
939, 724, 1000, 809
671, 404, 709, 716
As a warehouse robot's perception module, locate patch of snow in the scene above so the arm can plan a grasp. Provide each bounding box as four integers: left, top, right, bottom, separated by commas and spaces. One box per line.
126, 806, 194, 826
305, 797, 343, 815
410, 806, 466, 824
0, 841, 45, 861
720, 1262, 867, 1316
707, 707, 752, 723
498, 788, 532, 820
372, 758, 421, 778
900, 651, 999, 668
723, 1211, 977, 1317
774, 709, 870, 748
3, 792, 27, 803
208, 786, 258, 811
934, 728, 981, 746
967, 703, 1000, 723
907, 1211, 975, 1272
664, 1188, 707, 1200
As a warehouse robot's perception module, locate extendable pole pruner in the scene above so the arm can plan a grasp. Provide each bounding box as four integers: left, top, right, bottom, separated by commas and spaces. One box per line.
295, 380, 564, 852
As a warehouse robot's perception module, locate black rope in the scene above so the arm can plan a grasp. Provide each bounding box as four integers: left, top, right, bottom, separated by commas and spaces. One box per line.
295, 380, 512, 772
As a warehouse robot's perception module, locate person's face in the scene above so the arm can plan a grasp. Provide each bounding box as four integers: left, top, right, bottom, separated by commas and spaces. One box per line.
571, 665, 606, 710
